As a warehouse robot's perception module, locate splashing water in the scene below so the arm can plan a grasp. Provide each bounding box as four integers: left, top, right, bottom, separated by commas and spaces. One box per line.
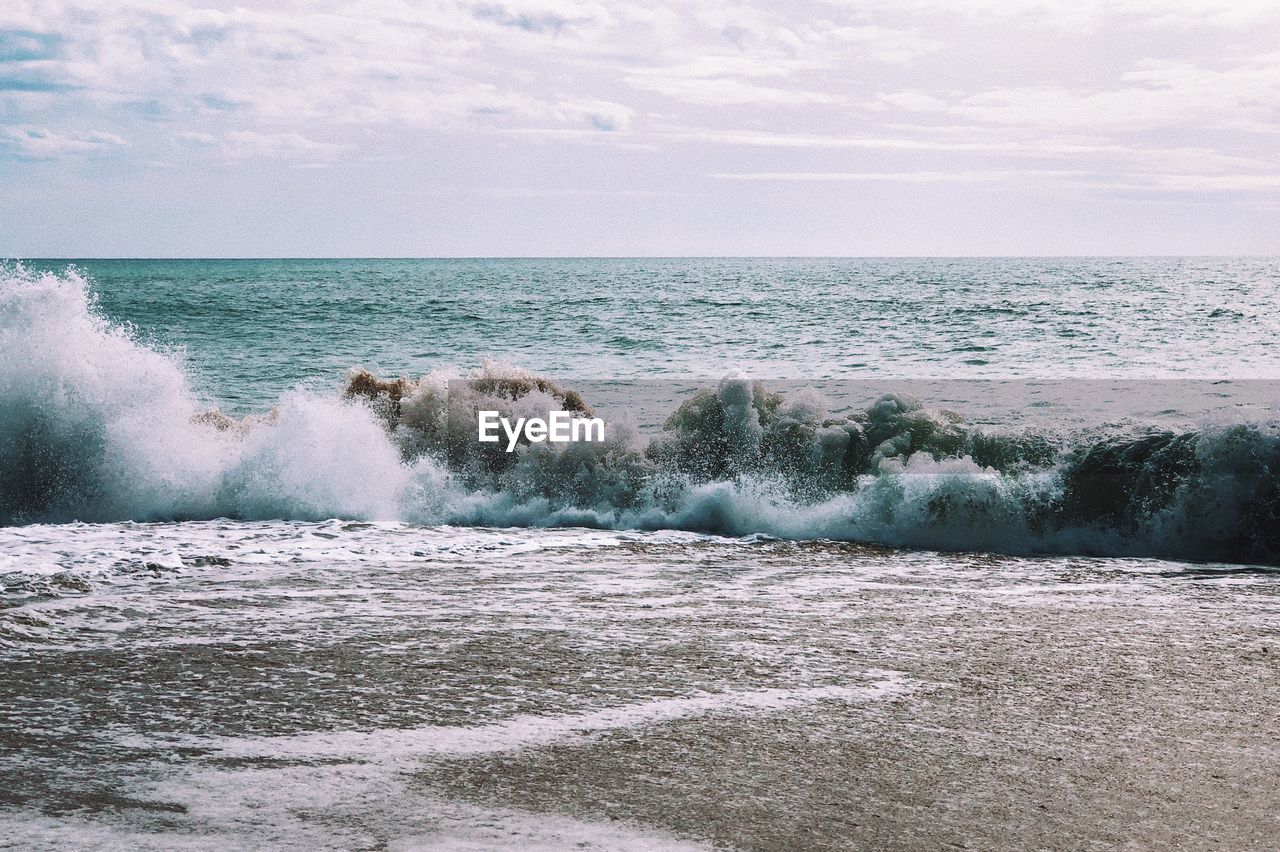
3, 265, 1279, 563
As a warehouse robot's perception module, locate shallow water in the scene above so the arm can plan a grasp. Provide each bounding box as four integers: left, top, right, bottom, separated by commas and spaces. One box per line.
3, 523, 1278, 849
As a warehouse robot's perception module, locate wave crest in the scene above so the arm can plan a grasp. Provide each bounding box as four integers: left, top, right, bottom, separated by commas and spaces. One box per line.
3, 266, 1279, 565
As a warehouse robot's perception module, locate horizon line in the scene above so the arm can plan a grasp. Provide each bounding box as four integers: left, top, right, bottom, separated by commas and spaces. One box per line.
8, 253, 1278, 262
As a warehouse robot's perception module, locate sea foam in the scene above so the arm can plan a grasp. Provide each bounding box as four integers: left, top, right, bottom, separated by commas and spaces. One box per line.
0, 266, 416, 524
3, 266, 1279, 564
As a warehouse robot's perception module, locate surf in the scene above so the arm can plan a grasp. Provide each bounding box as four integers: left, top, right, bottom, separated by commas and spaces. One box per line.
3, 265, 1278, 565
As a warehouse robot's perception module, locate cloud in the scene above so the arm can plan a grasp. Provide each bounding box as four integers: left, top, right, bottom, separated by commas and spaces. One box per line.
710, 169, 1083, 184
820, 24, 941, 64
0, 0, 1275, 218
1119, 172, 1280, 191
198, 93, 250, 112
659, 127, 1277, 173
832, 0, 1280, 33
0, 74, 76, 92
471, 3, 569, 34
0, 28, 62, 62
177, 129, 346, 163
625, 73, 842, 106
941, 53, 1280, 132
0, 124, 125, 158
469, 0, 617, 36
711, 167, 1280, 193
872, 90, 947, 112
559, 98, 634, 131
852, 49, 1280, 182
0, 1, 946, 132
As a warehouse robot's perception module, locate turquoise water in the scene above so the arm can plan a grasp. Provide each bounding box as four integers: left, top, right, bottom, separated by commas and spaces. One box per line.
26, 257, 1280, 412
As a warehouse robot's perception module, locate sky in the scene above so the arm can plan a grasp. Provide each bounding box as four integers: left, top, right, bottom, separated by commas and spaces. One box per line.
1, 0, 1278, 256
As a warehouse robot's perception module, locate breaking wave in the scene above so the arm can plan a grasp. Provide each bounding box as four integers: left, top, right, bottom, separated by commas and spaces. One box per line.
3, 267, 1279, 565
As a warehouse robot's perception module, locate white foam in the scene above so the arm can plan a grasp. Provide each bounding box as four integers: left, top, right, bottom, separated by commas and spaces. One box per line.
5, 266, 1279, 565
0, 770, 713, 852
0, 266, 421, 524
192, 674, 908, 763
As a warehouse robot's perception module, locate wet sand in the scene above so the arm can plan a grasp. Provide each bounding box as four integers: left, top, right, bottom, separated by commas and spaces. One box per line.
2, 529, 1277, 850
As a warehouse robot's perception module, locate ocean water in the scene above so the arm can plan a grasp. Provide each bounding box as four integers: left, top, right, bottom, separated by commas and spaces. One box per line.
3, 258, 1279, 849
33, 257, 1280, 411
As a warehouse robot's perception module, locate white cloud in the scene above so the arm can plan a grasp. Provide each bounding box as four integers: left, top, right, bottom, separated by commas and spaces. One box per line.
554, 98, 635, 131
710, 169, 1086, 184
872, 90, 948, 112
0, 125, 126, 158
660, 128, 1277, 175
1120, 172, 1280, 191
0, 1, 949, 133
624, 73, 843, 106
941, 53, 1280, 132
711, 167, 1280, 193
0, 0, 1275, 228
177, 129, 346, 162
832, 0, 1280, 33
820, 24, 941, 64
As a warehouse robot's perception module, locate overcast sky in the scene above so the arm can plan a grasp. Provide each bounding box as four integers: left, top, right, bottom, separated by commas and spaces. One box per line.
2, 0, 1278, 256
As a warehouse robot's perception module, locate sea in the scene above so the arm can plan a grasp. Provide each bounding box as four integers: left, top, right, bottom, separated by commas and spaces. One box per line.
2, 258, 1279, 850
